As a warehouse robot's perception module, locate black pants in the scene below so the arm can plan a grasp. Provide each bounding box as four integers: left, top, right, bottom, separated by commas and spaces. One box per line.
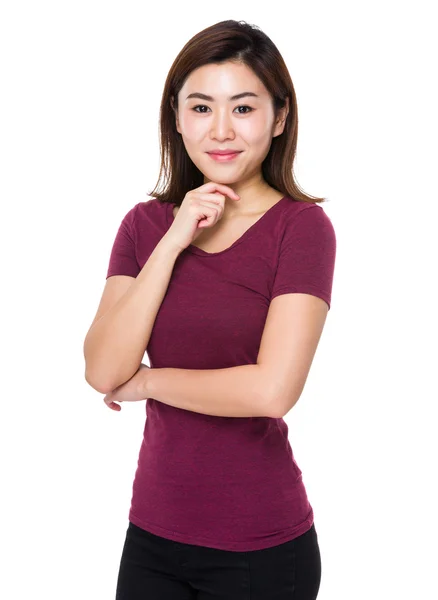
115, 521, 321, 599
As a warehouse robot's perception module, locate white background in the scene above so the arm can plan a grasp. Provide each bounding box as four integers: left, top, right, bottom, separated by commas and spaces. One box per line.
1, 1, 437, 599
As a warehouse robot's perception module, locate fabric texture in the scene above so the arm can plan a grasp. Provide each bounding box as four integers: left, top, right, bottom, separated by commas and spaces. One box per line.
115, 521, 321, 599
106, 195, 336, 552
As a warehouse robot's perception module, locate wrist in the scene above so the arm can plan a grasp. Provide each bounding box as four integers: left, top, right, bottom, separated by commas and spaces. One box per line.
159, 233, 184, 257
137, 364, 152, 398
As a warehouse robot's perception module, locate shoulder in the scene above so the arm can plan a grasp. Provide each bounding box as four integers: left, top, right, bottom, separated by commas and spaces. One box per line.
130, 198, 171, 236
279, 200, 336, 255
135, 198, 167, 217
282, 198, 326, 218
284, 199, 335, 233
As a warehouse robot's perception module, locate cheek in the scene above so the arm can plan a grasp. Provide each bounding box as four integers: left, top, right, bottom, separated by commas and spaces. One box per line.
242, 114, 273, 142
180, 114, 205, 140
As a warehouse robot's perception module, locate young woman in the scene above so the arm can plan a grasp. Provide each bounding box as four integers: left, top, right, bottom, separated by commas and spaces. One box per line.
84, 19, 336, 600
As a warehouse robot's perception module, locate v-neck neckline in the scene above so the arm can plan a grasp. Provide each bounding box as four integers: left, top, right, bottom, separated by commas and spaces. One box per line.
165, 195, 289, 257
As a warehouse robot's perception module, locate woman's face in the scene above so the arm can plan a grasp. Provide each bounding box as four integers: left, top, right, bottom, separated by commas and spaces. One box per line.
174, 61, 287, 186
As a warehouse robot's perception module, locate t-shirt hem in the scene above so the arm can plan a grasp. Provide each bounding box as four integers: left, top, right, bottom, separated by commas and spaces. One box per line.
127, 507, 314, 552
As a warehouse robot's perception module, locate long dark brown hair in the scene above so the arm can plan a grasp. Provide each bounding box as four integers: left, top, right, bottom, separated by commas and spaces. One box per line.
148, 20, 326, 206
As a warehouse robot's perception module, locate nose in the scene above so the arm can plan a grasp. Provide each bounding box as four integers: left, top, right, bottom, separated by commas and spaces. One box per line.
209, 108, 236, 140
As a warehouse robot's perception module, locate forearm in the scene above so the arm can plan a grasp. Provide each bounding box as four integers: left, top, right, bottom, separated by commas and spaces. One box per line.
84, 237, 181, 393
143, 364, 277, 418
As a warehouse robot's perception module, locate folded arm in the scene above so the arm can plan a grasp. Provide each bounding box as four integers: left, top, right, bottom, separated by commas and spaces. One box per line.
141, 363, 278, 418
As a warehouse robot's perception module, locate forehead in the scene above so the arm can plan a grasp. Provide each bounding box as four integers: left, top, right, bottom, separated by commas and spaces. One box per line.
180, 62, 269, 99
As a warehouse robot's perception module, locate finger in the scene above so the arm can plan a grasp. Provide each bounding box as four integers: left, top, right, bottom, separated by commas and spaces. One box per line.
203, 182, 240, 199
104, 398, 121, 411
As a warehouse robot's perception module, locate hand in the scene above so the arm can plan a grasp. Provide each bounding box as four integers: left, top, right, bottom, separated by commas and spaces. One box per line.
163, 181, 240, 253
103, 364, 150, 411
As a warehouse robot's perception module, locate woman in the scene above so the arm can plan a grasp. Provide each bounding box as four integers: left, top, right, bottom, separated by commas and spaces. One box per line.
84, 19, 336, 599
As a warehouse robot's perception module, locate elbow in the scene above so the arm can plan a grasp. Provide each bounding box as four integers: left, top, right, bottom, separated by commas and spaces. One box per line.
269, 375, 306, 418
266, 387, 286, 419
84, 353, 120, 394
85, 364, 142, 395
274, 392, 301, 419
85, 369, 113, 394
260, 367, 287, 418
83, 340, 117, 394
270, 397, 285, 419
269, 385, 299, 419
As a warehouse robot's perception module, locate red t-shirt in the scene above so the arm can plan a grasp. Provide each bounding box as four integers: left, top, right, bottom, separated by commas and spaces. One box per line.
106, 195, 336, 551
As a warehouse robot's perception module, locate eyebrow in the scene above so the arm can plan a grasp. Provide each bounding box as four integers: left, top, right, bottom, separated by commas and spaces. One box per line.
185, 92, 259, 102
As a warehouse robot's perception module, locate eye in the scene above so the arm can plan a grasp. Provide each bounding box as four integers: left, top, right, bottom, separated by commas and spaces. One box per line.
191, 105, 253, 114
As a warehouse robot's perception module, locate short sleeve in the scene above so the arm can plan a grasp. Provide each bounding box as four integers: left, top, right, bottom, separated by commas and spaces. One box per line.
106, 204, 141, 279
271, 205, 337, 310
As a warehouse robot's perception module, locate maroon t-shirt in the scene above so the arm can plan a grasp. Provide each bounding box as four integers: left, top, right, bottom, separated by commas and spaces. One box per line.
106, 195, 336, 551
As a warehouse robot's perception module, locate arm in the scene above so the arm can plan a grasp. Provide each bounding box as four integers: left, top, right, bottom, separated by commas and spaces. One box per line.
142, 363, 277, 418
84, 237, 182, 393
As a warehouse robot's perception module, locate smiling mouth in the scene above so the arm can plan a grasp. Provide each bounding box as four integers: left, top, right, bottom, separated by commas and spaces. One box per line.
206, 151, 242, 162
207, 151, 243, 155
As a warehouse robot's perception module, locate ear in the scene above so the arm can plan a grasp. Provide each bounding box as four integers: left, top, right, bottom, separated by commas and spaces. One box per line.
273, 97, 289, 138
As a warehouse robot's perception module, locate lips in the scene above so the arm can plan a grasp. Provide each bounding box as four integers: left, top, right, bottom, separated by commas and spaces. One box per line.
207, 150, 242, 155
207, 151, 242, 162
